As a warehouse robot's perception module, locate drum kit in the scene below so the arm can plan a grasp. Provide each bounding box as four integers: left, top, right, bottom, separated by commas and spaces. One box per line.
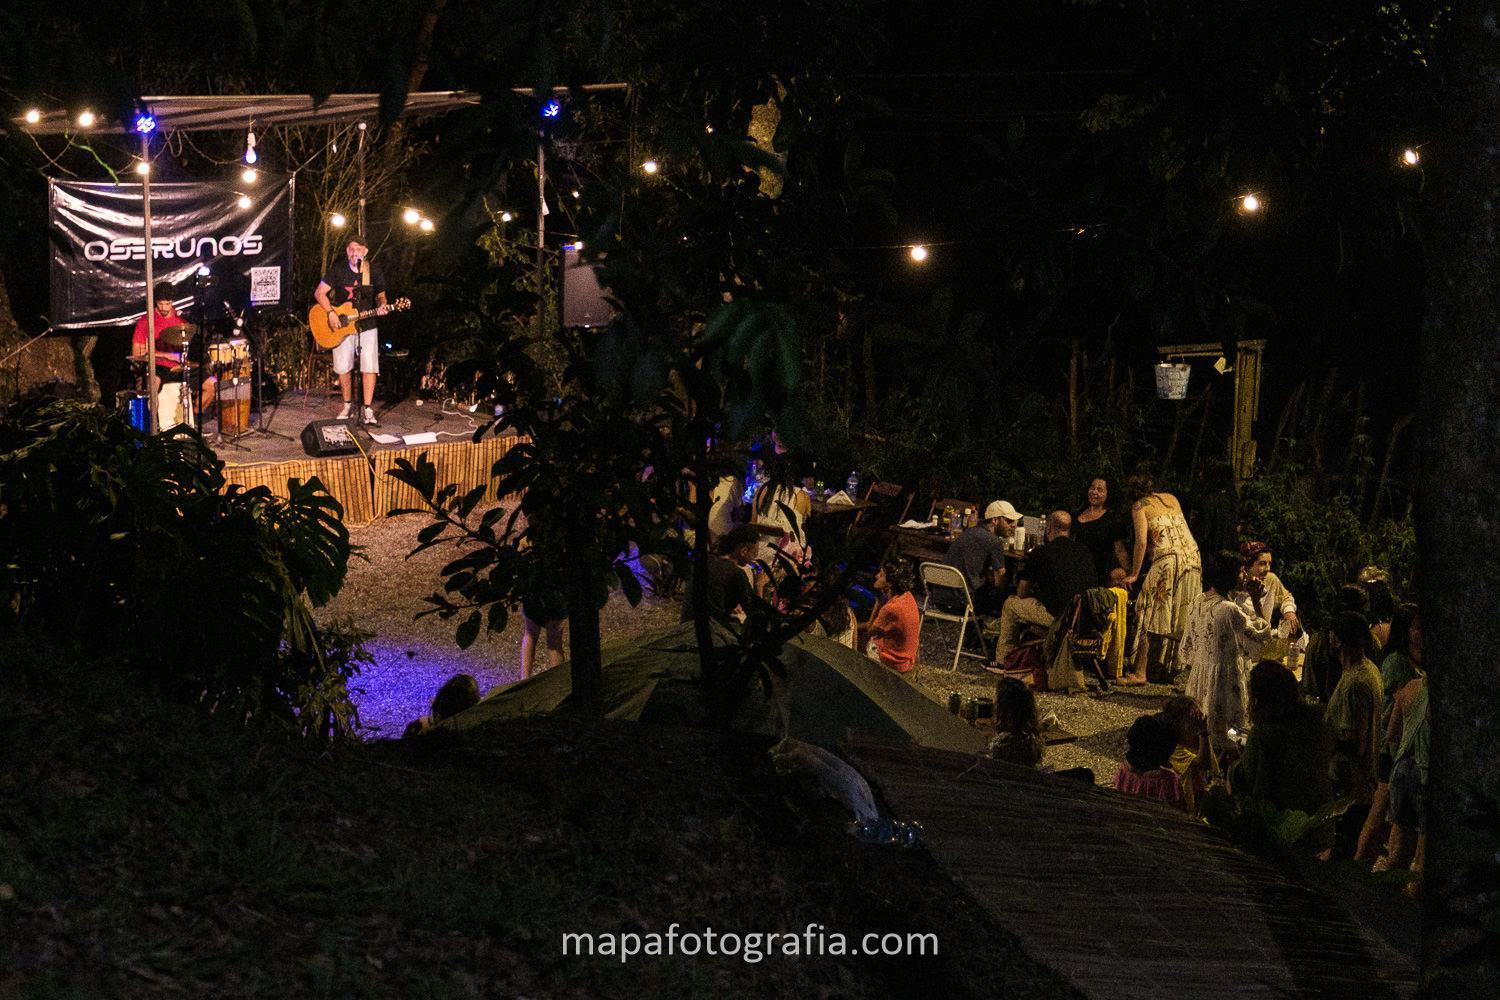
120, 315, 275, 444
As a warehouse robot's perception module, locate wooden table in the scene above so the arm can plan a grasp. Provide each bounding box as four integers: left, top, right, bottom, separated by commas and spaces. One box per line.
810, 498, 873, 517
889, 526, 1029, 575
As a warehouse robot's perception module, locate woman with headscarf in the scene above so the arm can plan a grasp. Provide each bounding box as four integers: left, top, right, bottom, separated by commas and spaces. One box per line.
1235, 541, 1306, 667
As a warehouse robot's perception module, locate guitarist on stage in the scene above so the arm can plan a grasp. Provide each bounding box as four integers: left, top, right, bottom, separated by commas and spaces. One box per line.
313, 234, 390, 425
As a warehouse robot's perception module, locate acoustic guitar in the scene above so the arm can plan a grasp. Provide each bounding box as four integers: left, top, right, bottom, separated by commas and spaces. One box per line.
308, 297, 411, 349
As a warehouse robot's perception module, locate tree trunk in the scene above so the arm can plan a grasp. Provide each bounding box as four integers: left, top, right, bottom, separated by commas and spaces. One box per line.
72, 335, 100, 403
564, 545, 602, 716
1417, 10, 1500, 996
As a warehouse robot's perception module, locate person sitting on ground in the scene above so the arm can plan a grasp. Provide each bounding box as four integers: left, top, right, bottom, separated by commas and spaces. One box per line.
867, 560, 920, 674
940, 499, 1021, 615
812, 598, 858, 649
1229, 661, 1334, 819
1302, 584, 1370, 704
1324, 610, 1384, 859
1178, 550, 1274, 757
1157, 694, 1215, 814
680, 525, 764, 625
403, 673, 482, 737
1113, 713, 1187, 810
989, 677, 1046, 767
994, 510, 1097, 662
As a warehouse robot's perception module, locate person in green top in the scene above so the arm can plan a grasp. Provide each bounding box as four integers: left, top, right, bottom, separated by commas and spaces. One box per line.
1356, 604, 1422, 860
1378, 666, 1431, 875
1230, 661, 1333, 822
1324, 611, 1384, 859
1378, 604, 1423, 728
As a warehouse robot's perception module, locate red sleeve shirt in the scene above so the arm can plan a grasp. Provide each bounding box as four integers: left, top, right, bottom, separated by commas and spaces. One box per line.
132, 311, 186, 365
872, 590, 921, 673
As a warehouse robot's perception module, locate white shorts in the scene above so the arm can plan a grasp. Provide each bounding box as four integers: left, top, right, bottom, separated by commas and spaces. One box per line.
331, 326, 380, 375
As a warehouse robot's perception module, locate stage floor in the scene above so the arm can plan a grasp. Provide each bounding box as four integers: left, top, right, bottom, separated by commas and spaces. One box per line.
207, 391, 505, 465
210, 392, 524, 525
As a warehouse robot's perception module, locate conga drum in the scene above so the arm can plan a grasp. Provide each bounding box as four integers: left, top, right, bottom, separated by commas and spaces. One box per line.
217, 381, 252, 435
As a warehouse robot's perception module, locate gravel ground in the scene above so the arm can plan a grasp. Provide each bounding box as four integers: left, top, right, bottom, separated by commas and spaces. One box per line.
327, 511, 1170, 780
319, 510, 680, 738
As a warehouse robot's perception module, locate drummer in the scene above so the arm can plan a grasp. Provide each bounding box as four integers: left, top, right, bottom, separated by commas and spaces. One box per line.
129, 284, 215, 410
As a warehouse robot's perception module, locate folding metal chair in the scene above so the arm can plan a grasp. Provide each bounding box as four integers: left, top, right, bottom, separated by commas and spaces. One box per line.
918, 562, 990, 672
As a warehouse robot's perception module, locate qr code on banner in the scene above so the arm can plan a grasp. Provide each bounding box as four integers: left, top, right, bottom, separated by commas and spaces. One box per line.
249, 266, 281, 305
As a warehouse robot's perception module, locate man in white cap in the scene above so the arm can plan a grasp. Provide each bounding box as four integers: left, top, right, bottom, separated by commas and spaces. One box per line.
939, 499, 1021, 615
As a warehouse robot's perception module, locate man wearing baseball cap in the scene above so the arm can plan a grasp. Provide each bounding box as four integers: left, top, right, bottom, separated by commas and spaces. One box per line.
940, 499, 1022, 615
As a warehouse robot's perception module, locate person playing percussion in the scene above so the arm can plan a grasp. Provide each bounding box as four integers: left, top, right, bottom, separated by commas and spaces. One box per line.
129, 283, 215, 425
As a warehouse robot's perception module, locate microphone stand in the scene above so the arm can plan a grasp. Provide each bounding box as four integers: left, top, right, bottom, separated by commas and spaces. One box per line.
242, 303, 292, 441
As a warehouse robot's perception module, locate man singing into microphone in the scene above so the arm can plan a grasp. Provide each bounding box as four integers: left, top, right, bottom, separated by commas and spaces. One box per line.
313, 234, 389, 425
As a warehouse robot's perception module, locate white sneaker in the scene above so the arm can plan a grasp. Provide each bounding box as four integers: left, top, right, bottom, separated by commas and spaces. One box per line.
337, 402, 353, 420
362, 406, 378, 426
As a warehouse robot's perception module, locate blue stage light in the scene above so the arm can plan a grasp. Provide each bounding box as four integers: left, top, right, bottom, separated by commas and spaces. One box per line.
133, 113, 157, 134
540, 98, 562, 119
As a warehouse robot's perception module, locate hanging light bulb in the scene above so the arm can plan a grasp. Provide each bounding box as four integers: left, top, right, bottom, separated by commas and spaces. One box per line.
500, 211, 514, 223
419, 218, 435, 232
641, 159, 659, 175
908, 245, 929, 263
402, 207, 421, 225
76, 109, 95, 129
1239, 193, 1261, 214
330, 212, 347, 228
237, 195, 252, 210
135, 161, 151, 176
1401, 147, 1420, 167
243, 128, 258, 165
24, 109, 41, 125
241, 168, 258, 184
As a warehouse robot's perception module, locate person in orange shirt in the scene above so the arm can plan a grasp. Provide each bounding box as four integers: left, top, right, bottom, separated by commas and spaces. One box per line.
868, 559, 921, 674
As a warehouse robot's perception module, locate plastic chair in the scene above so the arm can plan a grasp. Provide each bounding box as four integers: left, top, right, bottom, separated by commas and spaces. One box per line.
918, 562, 990, 672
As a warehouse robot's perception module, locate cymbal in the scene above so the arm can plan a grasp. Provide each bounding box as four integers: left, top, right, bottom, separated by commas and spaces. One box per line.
153, 324, 199, 349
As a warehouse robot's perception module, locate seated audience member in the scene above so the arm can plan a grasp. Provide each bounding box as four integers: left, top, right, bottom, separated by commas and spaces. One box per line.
1236, 541, 1306, 664
1378, 666, 1430, 876
1113, 714, 1187, 810
680, 525, 763, 624
867, 560, 920, 674
1302, 584, 1370, 704
994, 511, 1097, 661
403, 673, 482, 737
941, 499, 1022, 615
1324, 610, 1384, 859
1157, 695, 1215, 813
1229, 661, 1333, 818
989, 677, 1046, 767
1179, 550, 1273, 755
813, 599, 858, 649
752, 478, 813, 573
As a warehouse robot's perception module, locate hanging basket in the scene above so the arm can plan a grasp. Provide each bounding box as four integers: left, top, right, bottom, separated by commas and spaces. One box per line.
1154, 362, 1191, 400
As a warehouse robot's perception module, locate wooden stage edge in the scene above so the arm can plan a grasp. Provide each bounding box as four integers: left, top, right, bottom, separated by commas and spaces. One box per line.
218, 432, 526, 526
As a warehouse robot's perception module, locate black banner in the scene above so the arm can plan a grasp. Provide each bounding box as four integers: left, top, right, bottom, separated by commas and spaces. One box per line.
48, 177, 295, 329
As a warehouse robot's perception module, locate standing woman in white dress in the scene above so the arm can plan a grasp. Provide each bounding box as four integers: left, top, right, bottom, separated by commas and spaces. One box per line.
1122, 474, 1203, 684
1179, 550, 1274, 756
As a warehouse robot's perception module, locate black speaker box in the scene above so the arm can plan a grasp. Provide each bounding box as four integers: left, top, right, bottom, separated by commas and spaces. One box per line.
300, 419, 360, 457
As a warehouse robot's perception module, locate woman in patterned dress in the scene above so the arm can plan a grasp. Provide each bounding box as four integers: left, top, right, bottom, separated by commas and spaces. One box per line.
1122, 474, 1203, 684
1179, 551, 1274, 755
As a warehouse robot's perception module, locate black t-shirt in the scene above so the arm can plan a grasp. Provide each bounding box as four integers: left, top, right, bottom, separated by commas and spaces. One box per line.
320, 259, 387, 310
1020, 536, 1098, 617
680, 555, 755, 624
1072, 506, 1129, 583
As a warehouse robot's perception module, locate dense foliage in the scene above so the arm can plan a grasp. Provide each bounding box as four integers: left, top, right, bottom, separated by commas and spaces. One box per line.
0, 402, 364, 738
